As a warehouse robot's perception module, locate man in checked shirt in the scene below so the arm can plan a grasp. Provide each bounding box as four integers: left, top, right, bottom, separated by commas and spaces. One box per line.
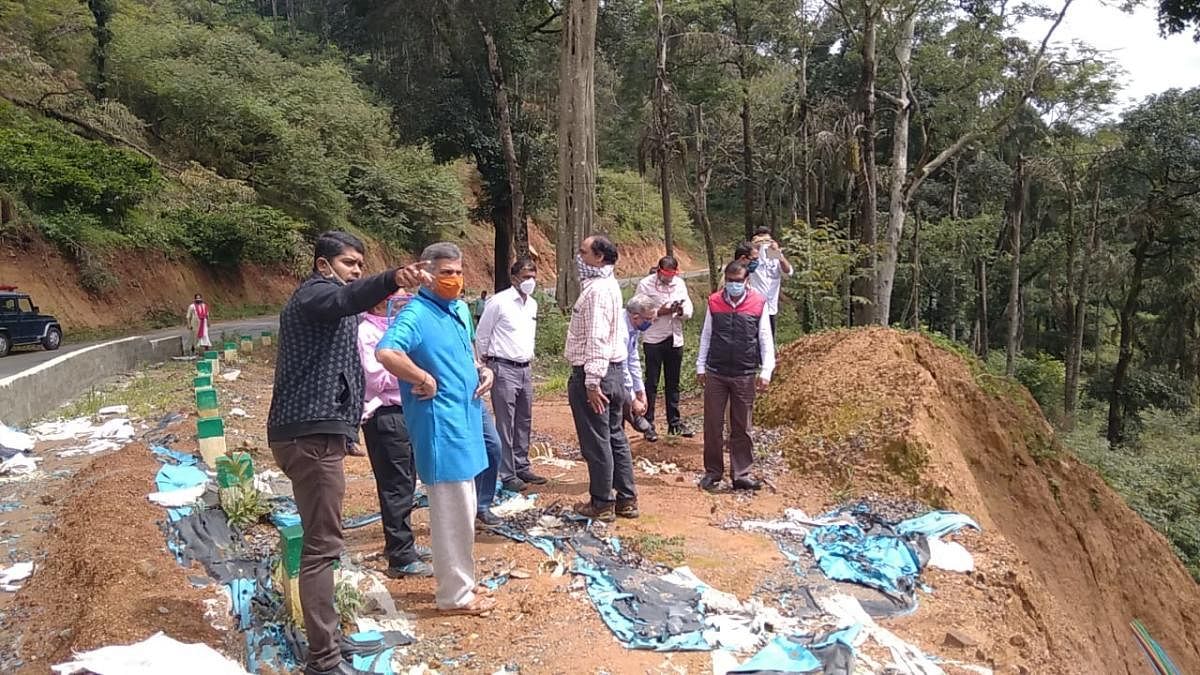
565, 234, 636, 522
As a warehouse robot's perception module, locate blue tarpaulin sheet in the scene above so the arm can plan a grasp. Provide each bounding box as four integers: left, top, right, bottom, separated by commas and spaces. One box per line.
154, 461, 208, 522
895, 510, 980, 539
804, 524, 921, 598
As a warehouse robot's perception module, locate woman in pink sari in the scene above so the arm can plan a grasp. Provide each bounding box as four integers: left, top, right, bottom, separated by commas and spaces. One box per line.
186, 293, 211, 354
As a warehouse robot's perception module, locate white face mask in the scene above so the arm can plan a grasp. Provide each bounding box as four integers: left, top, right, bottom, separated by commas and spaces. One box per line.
518, 278, 536, 295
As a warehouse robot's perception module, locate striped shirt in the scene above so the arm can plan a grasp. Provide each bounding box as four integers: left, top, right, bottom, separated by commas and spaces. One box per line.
565, 274, 627, 388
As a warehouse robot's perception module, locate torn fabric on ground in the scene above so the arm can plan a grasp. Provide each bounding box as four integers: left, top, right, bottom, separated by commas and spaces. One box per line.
727, 625, 861, 675
0, 422, 34, 459
1, 561, 33, 591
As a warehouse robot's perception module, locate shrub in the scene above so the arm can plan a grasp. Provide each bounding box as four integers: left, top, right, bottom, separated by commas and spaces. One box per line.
595, 168, 690, 239
170, 205, 304, 267
0, 103, 159, 220
346, 150, 466, 250
1085, 365, 1192, 432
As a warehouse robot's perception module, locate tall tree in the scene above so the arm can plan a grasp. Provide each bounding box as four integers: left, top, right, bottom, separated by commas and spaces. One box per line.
557, 0, 599, 308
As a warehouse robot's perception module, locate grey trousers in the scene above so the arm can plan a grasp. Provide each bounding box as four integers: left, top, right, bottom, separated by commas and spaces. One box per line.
567, 363, 636, 504
489, 359, 534, 482
427, 479, 477, 609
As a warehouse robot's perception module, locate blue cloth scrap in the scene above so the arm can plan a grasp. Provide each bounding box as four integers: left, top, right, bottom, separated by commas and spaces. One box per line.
155, 462, 207, 492
152, 445, 199, 466
0, 502, 21, 513
730, 625, 861, 674
895, 510, 980, 539
804, 524, 921, 598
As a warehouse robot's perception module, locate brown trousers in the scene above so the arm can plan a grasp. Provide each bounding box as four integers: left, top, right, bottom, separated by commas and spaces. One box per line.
702, 372, 757, 481
270, 434, 347, 671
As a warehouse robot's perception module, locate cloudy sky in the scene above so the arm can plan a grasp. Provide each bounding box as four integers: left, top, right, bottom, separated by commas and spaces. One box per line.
1014, 1, 1200, 109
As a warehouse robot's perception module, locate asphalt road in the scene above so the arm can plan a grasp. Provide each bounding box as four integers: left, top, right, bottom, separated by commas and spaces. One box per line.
0, 317, 279, 380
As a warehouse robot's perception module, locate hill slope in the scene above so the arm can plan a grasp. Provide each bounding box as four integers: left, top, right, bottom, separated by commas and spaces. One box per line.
759, 328, 1200, 674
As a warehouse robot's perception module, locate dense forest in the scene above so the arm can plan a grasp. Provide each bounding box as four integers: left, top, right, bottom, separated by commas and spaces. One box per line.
1, 0, 1199, 575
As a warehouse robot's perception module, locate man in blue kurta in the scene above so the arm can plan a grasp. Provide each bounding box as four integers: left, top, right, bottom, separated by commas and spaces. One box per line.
377, 242, 496, 616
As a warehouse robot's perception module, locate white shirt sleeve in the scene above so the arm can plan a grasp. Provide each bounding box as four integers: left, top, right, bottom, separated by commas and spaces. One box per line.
696, 310, 713, 374
758, 309, 776, 381
475, 297, 500, 358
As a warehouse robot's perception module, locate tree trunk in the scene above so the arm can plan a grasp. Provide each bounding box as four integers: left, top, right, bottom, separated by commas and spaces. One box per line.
850, 1, 879, 326
1108, 236, 1151, 446
974, 258, 988, 357
479, 20, 526, 292
85, 0, 113, 99
909, 208, 921, 329
1064, 180, 1099, 424
740, 87, 755, 239
555, 0, 598, 308
875, 7, 915, 326
690, 105, 719, 293
1005, 157, 1025, 377
653, 0, 673, 255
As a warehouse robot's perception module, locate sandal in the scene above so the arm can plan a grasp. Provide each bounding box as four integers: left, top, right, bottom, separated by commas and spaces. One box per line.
439, 595, 497, 616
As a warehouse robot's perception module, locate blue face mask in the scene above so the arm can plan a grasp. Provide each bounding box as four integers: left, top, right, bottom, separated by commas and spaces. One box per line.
636, 320, 652, 332
746, 260, 759, 274
725, 281, 746, 298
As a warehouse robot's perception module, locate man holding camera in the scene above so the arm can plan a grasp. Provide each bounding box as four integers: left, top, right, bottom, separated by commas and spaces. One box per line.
634, 256, 694, 442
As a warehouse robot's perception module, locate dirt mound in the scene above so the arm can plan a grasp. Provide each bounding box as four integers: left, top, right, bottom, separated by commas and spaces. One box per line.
760, 327, 1200, 674
11, 443, 233, 672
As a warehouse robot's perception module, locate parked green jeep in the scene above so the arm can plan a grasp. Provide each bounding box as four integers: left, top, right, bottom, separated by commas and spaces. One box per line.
0, 286, 63, 357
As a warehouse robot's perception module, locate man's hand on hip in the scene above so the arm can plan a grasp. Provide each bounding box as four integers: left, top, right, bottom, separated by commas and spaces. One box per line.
413, 372, 438, 400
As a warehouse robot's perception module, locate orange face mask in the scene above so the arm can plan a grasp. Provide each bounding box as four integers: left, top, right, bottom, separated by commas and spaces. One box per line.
433, 275, 464, 301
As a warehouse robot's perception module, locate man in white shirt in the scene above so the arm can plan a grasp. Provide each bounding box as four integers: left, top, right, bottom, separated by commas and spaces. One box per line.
696, 260, 775, 493
634, 256, 694, 441
737, 228, 793, 337
475, 257, 543, 492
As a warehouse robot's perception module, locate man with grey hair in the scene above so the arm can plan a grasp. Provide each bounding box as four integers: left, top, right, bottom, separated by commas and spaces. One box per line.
377, 242, 497, 616
621, 294, 657, 439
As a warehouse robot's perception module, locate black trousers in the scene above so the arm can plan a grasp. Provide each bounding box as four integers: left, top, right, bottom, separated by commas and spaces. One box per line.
361, 406, 419, 568
567, 364, 635, 504
643, 338, 683, 429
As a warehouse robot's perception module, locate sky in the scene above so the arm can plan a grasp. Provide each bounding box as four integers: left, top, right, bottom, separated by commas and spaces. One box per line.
1014, 1, 1200, 109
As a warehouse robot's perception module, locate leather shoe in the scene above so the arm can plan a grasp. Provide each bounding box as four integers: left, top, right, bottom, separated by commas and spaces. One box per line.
732, 478, 762, 491
699, 475, 721, 492
501, 477, 528, 492
615, 498, 639, 518
644, 427, 659, 442
573, 499, 616, 522
517, 471, 548, 485
476, 509, 503, 528
630, 415, 652, 433
668, 425, 695, 438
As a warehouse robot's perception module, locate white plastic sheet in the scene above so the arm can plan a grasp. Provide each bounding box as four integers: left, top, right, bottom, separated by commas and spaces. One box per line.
0, 561, 33, 591
51, 632, 250, 675
0, 422, 34, 454
927, 538, 975, 573
0, 453, 40, 475
148, 484, 207, 507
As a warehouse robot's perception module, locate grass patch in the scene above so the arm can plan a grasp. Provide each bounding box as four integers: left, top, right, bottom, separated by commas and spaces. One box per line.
626, 532, 687, 567
52, 362, 192, 420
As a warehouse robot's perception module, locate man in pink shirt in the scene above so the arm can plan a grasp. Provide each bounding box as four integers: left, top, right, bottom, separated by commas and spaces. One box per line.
357, 291, 434, 578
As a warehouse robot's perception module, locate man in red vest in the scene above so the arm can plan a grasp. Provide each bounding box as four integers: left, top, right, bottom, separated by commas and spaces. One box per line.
695, 260, 776, 492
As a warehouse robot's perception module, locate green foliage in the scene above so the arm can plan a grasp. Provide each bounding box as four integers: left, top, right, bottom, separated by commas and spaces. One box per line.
595, 168, 691, 240
168, 204, 304, 267
1065, 405, 1200, 581
333, 577, 366, 629
0, 103, 158, 222
219, 485, 270, 530
780, 221, 867, 331
1015, 352, 1066, 416
1086, 365, 1193, 434
346, 151, 467, 250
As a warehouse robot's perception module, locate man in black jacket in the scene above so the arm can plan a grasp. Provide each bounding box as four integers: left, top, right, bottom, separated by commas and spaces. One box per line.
267, 231, 428, 675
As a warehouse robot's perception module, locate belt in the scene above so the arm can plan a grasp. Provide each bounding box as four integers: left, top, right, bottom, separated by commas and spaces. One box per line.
489, 357, 530, 368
